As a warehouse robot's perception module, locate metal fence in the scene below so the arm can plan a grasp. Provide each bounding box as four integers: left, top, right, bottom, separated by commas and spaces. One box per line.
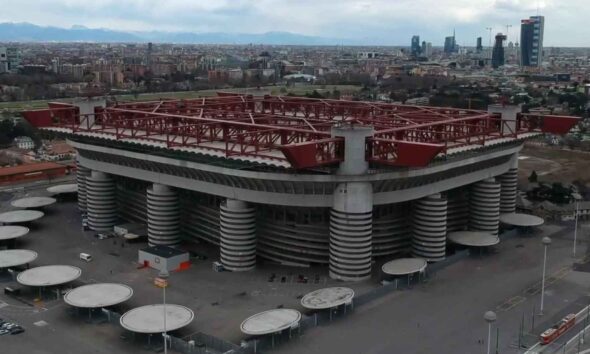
169, 332, 241, 354
97, 308, 240, 354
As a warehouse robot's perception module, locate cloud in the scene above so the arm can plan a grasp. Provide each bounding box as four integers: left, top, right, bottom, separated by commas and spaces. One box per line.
0, 0, 586, 46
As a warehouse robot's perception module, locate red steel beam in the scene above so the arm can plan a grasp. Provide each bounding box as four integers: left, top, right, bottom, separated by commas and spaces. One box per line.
20, 95, 580, 169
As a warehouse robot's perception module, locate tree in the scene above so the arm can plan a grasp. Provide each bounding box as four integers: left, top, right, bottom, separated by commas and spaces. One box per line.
305, 90, 324, 99
332, 89, 341, 100
0, 119, 13, 147
528, 170, 538, 183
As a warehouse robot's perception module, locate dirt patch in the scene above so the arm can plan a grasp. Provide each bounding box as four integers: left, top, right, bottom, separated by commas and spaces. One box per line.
519, 143, 590, 188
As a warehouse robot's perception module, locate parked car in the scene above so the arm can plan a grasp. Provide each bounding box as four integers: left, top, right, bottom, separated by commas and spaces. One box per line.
79, 253, 93, 262
0, 329, 9, 336
10, 326, 24, 335
95, 233, 113, 240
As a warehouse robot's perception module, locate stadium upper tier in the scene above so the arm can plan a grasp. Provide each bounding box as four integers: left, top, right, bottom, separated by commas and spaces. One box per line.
21, 94, 578, 170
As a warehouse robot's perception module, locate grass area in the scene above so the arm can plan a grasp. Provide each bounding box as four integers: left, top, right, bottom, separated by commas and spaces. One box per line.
0, 84, 361, 113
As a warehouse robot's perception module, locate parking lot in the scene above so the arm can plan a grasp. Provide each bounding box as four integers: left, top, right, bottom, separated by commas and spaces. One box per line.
0, 185, 373, 353
2, 182, 590, 354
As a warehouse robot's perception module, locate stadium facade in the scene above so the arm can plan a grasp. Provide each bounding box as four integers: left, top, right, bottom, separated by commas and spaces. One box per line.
22, 94, 578, 281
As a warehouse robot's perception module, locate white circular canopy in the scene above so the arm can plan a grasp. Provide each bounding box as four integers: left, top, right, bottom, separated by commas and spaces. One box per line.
500, 213, 544, 227
17, 265, 81, 287
64, 283, 133, 308
448, 231, 500, 247
120, 304, 194, 334
0, 249, 38, 268
47, 184, 78, 194
0, 226, 30, 240
11, 197, 57, 209
241, 309, 301, 336
382, 258, 427, 276
0, 210, 44, 224
301, 287, 354, 310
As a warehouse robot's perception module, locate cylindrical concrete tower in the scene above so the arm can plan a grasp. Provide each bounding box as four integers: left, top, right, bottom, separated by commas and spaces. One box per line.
411, 194, 447, 262
469, 178, 501, 235
76, 162, 91, 212
147, 184, 180, 246
219, 199, 256, 271
86, 171, 116, 231
330, 182, 373, 281
499, 156, 518, 214
329, 125, 374, 281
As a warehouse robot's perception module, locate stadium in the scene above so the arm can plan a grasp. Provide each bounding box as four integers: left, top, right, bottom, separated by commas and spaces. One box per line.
22, 94, 578, 281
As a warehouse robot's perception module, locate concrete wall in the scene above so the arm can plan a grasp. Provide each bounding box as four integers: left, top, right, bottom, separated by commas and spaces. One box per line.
75, 147, 521, 208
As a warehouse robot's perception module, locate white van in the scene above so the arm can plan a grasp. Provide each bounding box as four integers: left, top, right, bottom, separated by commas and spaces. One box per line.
79, 253, 92, 262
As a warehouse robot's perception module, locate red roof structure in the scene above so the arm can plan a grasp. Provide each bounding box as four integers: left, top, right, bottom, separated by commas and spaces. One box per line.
21, 94, 579, 169
0, 162, 66, 177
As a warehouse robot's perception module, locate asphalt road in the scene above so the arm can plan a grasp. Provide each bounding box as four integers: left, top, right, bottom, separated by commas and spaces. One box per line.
279, 224, 590, 354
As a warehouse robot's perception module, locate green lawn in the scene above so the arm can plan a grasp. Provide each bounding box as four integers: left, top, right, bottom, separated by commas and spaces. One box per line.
0, 85, 362, 113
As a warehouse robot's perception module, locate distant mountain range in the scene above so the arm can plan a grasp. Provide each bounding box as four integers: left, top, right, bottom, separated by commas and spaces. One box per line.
0, 22, 361, 45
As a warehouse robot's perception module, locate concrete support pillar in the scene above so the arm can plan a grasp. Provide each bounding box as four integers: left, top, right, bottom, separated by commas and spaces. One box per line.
86, 171, 116, 231
76, 160, 91, 212
329, 125, 374, 281
488, 104, 521, 136
411, 194, 447, 262
219, 199, 256, 271
147, 184, 180, 246
470, 178, 501, 235
74, 97, 106, 128
499, 156, 518, 214
329, 182, 373, 281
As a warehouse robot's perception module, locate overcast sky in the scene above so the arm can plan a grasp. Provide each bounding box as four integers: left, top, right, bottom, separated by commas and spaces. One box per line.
0, 0, 587, 46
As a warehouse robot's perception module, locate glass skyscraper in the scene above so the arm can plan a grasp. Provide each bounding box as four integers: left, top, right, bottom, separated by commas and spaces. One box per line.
492, 33, 507, 68
411, 35, 421, 57
520, 16, 544, 67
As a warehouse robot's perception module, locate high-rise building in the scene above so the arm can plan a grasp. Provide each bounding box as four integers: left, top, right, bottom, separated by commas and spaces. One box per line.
0, 47, 21, 73
444, 36, 455, 54
444, 30, 457, 54
0, 48, 7, 73
146, 42, 153, 69
520, 15, 545, 67
411, 35, 421, 57
476, 37, 483, 53
51, 58, 60, 74
492, 33, 507, 68
424, 42, 432, 58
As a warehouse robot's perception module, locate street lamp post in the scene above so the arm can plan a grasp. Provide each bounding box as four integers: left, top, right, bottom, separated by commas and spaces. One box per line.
484, 311, 497, 354
572, 193, 582, 258
574, 200, 580, 257
159, 270, 170, 354
540, 237, 552, 315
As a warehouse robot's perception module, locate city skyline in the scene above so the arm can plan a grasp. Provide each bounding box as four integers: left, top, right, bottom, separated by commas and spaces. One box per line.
0, 0, 587, 46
